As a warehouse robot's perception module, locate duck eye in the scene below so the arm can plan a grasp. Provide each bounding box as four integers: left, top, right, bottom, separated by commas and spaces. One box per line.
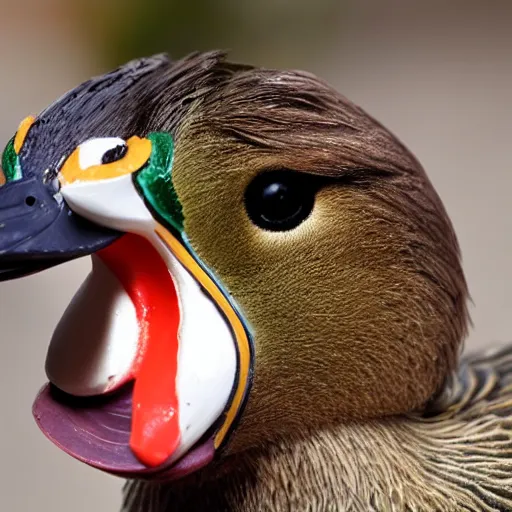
102, 144, 128, 165
77, 137, 127, 170
244, 171, 316, 231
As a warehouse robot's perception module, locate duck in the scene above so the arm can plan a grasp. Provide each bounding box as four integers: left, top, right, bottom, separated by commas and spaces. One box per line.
1, 50, 511, 512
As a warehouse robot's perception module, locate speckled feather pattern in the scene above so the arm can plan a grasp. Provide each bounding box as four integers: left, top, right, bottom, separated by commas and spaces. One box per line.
123, 345, 512, 511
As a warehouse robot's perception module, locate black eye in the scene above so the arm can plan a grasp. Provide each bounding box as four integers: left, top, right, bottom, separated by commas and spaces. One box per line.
101, 144, 128, 165
244, 171, 316, 231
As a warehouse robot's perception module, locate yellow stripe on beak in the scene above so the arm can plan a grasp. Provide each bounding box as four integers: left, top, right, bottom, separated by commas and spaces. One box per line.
59, 136, 151, 186
155, 225, 252, 450
14, 115, 36, 154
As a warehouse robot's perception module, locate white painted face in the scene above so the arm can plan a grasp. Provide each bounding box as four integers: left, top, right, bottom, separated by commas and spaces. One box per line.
77, 137, 127, 170
46, 143, 239, 466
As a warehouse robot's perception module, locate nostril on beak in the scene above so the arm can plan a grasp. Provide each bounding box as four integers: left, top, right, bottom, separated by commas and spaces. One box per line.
25, 196, 36, 207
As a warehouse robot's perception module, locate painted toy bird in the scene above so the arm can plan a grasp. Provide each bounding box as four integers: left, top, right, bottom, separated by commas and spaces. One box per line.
0, 51, 511, 512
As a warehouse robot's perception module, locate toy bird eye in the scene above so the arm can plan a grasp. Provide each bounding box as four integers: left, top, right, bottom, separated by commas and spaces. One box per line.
244, 171, 316, 231
77, 137, 128, 170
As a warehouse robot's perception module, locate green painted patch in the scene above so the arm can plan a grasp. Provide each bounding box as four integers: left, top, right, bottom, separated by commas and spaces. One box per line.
1, 137, 21, 183
135, 132, 184, 233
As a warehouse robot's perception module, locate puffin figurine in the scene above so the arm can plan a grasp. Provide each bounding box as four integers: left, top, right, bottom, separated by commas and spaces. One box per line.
0, 51, 511, 512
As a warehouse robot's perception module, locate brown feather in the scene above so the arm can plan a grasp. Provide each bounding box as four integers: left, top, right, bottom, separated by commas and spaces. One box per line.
123, 345, 512, 512
169, 53, 469, 445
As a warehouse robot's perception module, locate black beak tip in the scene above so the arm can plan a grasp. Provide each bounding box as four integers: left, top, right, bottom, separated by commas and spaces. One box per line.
0, 259, 63, 282
0, 227, 122, 282
0, 210, 122, 283
0, 169, 123, 282
0, 230, 122, 282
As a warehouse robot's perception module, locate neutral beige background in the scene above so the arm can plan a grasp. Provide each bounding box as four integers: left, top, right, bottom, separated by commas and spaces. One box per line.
0, 1, 510, 511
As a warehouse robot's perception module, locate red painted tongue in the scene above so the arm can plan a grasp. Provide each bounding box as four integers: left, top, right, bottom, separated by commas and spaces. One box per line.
97, 234, 181, 467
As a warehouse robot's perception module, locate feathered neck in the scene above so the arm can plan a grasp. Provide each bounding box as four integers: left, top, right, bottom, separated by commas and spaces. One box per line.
122, 346, 512, 512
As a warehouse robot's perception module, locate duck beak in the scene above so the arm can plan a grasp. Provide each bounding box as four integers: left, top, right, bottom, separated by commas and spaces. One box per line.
0, 117, 122, 282
32, 134, 253, 479
0, 176, 122, 281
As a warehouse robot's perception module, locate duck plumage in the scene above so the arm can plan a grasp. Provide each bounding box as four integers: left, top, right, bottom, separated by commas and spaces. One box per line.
1, 51, 509, 512
124, 345, 512, 511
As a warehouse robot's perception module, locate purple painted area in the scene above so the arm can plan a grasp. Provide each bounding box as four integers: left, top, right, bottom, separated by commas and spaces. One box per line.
32, 383, 215, 480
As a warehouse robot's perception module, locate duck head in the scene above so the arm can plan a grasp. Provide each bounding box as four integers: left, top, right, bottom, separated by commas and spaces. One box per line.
0, 51, 469, 480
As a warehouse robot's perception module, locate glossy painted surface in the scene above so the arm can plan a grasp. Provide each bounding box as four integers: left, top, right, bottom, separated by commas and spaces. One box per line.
45, 256, 140, 396
59, 136, 151, 185
13, 115, 36, 154
36, 134, 247, 472
97, 234, 181, 468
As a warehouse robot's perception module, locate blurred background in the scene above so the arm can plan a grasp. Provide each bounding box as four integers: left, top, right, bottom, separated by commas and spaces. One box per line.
0, 0, 510, 510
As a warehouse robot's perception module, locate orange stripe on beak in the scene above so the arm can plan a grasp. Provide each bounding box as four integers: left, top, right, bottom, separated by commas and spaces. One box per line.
14, 115, 36, 154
